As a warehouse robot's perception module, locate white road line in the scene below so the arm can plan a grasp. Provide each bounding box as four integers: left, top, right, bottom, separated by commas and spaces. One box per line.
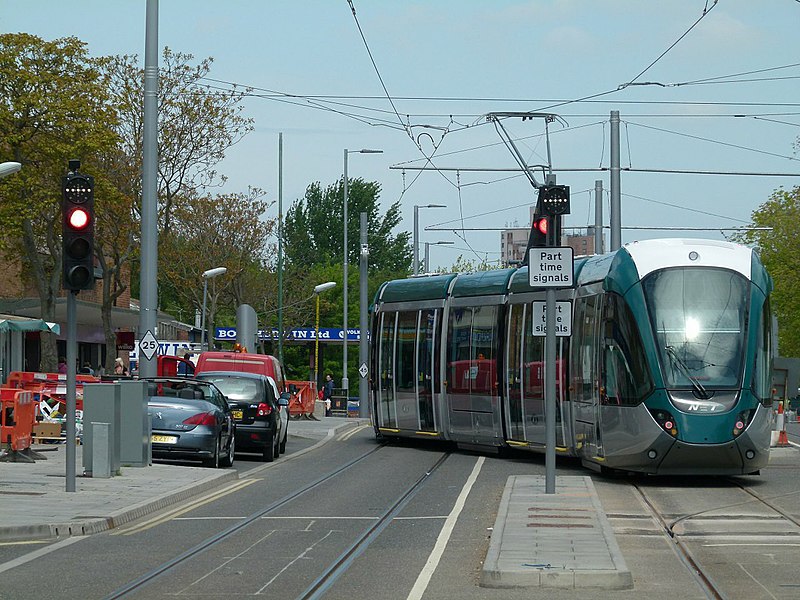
256, 530, 338, 594
406, 456, 485, 600
0, 536, 84, 574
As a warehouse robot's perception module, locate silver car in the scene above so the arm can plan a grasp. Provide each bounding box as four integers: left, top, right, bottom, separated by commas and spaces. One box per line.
147, 378, 236, 468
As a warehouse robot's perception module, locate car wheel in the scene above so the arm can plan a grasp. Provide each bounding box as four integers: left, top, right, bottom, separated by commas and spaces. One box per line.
220, 435, 235, 468
262, 432, 275, 462
203, 436, 220, 468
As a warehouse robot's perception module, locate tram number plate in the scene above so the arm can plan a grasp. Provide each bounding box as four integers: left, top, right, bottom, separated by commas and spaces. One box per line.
232, 410, 244, 420
151, 434, 177, 444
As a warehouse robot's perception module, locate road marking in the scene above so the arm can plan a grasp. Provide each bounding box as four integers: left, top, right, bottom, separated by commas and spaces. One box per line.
407, 456, 485, 600
256, 530, 337, 594
112, 478, 259, 535
0, 536, 84, 575
0, 540, 50, 547
339, 424, 368, 441
175, 530, 277, 596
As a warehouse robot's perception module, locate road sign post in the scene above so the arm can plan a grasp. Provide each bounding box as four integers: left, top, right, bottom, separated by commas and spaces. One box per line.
528, 245, 574, 494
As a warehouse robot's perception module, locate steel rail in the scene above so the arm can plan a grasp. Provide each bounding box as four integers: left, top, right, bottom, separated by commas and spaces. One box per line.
104, 443, 387, 599
631, 483, 727, 600
296, 452, 452, 600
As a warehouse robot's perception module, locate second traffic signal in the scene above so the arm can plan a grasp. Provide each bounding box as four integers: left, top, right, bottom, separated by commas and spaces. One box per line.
62, 172, 95, 291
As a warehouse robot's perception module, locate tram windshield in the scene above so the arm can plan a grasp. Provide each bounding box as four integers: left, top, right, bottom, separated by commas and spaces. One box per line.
643, 267, 748, 391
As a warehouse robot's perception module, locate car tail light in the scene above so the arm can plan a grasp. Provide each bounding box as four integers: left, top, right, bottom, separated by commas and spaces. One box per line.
183, 412, 216, 426
257, 403, 272, 417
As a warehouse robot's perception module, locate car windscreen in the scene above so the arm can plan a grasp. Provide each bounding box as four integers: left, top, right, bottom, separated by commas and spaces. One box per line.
197, 375, 263, 403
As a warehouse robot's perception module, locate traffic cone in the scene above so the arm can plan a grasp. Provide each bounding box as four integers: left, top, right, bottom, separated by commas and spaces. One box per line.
775, 401, 790, 447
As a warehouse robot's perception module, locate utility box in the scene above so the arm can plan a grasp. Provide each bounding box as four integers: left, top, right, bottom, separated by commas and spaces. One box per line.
82, 383, 121, 476
119, 380, 151, 467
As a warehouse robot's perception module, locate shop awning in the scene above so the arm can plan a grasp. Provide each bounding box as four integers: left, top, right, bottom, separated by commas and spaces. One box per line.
0, 318, 61, 335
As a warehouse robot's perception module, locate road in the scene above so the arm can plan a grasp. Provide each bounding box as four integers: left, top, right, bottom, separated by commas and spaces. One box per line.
1, 423, 799, 600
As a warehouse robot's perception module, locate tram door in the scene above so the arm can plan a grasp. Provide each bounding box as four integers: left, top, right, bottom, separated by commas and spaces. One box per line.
377, 312, 398, 428
571, 293, 603, 457
377, 309, 440, 432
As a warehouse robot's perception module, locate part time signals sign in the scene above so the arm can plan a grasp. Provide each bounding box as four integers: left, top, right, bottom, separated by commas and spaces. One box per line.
528, 247, 574, 287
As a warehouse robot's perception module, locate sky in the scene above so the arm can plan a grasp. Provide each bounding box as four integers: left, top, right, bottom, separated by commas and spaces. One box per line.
2, 1, 799, 270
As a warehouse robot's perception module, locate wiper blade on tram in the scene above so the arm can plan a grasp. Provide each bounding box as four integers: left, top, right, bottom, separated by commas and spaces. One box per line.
665, 345, 708, 398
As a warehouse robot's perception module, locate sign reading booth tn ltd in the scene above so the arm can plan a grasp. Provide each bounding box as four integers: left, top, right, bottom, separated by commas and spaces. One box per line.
528, 247, 574, 288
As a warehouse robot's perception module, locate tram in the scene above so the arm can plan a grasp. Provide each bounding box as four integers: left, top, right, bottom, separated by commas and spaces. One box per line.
369, 238, 774, 475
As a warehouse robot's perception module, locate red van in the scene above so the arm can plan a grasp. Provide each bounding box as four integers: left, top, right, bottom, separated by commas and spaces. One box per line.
194, 351, 287, 393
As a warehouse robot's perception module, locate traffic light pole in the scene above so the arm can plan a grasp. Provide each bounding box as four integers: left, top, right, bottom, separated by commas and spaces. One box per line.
545, 287, 556, 494
66, 291, 77, 492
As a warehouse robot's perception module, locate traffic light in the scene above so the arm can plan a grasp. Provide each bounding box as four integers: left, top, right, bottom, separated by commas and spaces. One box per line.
61, 172, 95, 291
531, 215, 549, 247
538, 184, 571, 216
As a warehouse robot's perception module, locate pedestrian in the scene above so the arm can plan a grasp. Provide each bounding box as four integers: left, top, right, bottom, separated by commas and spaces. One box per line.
178, 352, 195, 376
114, 357, 128, 376
80, 361, 94, 376
57, 356, 67, 375
323, 373, 334, 417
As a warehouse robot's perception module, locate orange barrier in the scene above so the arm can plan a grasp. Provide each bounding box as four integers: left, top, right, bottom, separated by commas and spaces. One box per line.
5, 371, 99, 414
287, 380, 318, 419
0, 388, 45, 463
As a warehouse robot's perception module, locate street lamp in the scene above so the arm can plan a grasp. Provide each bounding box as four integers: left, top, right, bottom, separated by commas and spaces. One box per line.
413, 204, 446, 275
200, 267, 227, 352
423, 240, 454, 273
343, 148, 382, 394
313, 281, 337, 390
0, 162, 22, 178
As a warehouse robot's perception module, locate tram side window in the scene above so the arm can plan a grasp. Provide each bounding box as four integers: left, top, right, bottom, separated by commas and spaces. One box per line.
396, 311, 417, 392
602, 293, 653, 406
752, 294, 772, 405
448, 307, 472, 394
471, 305, 498, 395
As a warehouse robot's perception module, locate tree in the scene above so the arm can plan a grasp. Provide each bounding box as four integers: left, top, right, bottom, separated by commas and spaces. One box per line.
159, 189, 275, 346
284, 178, 412, 274
0, 34, 118, 371
734, 184, 800, 356
105, 49, 254, 236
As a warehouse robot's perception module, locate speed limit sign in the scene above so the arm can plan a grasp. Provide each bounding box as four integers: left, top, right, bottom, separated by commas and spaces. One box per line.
139, 330, 159, 361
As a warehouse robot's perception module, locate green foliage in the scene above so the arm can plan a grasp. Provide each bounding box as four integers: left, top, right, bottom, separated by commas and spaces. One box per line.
733, 185, 800, 356
284, 177, 411, 273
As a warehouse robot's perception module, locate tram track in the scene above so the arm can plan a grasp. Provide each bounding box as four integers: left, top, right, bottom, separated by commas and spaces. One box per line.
632, 477, 800, 600
631, 482, 726, 600
103, 442, 451, 599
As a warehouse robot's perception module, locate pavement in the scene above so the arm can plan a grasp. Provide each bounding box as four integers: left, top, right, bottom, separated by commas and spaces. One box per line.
0, 416, 360, 542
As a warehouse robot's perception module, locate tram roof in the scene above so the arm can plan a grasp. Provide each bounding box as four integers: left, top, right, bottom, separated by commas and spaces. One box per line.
378, 273, 458, 303
450, 268, 516, 298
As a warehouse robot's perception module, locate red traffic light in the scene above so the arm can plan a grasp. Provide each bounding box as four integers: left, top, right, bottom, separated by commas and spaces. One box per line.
534, 217, 548, 235
68, 207, 90, 230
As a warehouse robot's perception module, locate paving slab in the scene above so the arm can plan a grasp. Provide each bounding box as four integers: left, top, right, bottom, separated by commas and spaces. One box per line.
481, 475, 633, 590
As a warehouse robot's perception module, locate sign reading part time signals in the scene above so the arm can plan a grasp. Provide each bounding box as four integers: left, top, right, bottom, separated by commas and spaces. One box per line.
528, 247, 574, 287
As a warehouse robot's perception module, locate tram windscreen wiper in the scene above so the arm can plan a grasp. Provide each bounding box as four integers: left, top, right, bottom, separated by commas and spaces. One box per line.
665, 345, 708, 398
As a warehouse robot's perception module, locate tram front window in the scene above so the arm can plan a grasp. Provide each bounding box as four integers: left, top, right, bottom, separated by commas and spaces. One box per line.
643, 268, 748, 391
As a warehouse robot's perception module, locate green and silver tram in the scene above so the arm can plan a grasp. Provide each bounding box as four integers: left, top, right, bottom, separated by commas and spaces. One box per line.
370, 238, 774, 475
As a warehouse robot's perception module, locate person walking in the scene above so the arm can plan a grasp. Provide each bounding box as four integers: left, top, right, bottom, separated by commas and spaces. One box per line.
323, 373, 334, 417
57, 356, 67, 374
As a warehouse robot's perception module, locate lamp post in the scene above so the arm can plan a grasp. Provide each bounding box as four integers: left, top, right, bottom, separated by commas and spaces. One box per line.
343, 148, 382, 395
200, 267, 227, 352
413, 204, 446, 275
313, 281, 337, 389
423, 240, 454, 273
0, 162, 22, 178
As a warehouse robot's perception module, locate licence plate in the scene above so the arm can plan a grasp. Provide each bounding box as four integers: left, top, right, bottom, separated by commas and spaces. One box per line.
151, 434, 178, 444
232, 410, 243, 420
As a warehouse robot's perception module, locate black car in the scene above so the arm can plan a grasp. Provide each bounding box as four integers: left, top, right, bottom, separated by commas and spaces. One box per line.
195, 371, 289, 462
145, 378, 236, 468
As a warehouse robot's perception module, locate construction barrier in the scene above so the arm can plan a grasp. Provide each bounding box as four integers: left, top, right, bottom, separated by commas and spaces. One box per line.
771, 401, 790, 448
0, 388, 46, 463
286, 380, 318, 420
